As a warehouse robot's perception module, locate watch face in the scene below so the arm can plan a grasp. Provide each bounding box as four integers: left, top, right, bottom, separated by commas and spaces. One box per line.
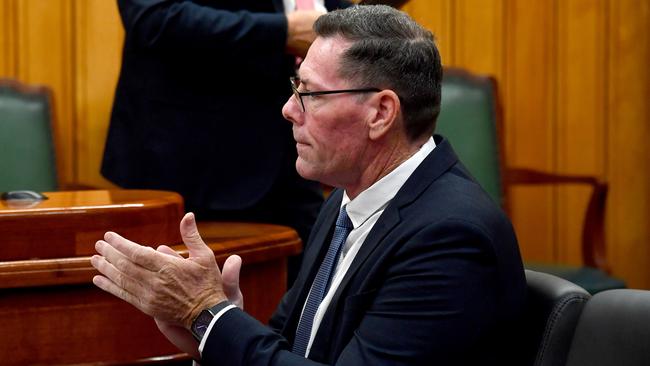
192, 310, 214, 341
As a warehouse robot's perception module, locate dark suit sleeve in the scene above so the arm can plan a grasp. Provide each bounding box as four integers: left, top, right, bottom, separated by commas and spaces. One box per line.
200, 218, 514, 365
326, 0, 354, 10
117, 0, 288, 59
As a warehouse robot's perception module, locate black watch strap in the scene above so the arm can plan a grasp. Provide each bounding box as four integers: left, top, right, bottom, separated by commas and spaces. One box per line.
190, 300, 232, 342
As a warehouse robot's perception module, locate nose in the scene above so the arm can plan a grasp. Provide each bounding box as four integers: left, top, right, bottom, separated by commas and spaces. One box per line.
282, 95, 302, 125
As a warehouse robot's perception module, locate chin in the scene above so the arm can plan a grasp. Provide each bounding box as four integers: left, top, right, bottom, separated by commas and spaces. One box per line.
295, 160, 320, 182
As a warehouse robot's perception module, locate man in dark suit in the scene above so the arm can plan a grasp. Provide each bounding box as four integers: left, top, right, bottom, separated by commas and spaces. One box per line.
92, 5, 526, 365
102, 0, 351, 285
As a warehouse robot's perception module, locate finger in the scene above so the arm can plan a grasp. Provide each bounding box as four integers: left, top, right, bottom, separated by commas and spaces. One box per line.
92, 274, 148, 315
222, 255, 244, 308
222, 255, 242, 290
103, 231, 164, 272
179, 213, 212, 259
157, 244, 183, 258
91, 252, 149, 302
95, 240, 157, 278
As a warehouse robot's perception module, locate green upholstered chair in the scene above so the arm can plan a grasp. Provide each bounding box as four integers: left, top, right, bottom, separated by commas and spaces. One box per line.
0, 79, 60, 192
436, 67, 625, 294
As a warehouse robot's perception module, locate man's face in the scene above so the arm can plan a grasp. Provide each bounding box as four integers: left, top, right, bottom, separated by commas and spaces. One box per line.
282, 36, 373, 188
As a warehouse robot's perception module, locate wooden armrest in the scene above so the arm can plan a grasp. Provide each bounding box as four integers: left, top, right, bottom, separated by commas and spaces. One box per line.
505, 167, 603, 186
505, 167, 609, 272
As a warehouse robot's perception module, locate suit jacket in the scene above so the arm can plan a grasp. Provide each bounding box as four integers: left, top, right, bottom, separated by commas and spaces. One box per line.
201, 135, 527, 365
102, 0, 350, 211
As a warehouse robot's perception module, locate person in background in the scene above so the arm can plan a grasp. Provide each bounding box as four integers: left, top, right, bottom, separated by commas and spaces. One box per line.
93, 5, 526, 365
102, 0, 352, 286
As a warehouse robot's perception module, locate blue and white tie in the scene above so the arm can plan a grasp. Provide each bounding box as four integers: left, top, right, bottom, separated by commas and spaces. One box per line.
292, 205, 353, 356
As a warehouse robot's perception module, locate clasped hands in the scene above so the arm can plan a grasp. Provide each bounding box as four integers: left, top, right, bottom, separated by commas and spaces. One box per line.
90, 213, 243, 356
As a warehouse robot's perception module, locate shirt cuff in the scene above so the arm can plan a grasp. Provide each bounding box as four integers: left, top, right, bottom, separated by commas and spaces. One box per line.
198, 303, 237, 355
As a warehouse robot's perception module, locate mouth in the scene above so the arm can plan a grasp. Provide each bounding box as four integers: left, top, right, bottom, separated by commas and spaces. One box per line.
296, 141, 309, 152
293, 134, 309, 146
295, 140, 310, 155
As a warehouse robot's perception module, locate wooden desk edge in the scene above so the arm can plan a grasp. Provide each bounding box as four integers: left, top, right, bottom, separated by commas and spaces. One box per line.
0, 230, 301, 289
66, 353, 191, 366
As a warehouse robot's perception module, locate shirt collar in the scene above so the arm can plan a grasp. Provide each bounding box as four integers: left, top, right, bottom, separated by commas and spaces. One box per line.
342, 137, 436, 228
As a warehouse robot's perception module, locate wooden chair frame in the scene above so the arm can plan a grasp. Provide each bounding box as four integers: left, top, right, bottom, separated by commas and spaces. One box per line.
443, 68, 610, 273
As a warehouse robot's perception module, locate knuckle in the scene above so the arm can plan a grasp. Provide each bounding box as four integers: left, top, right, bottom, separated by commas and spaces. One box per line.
131, 246, 145, 263
139, 300, 151, 315
135, 246, 158, 268
94, 257, 106, 272
114, 257, 128, 271
115, 272, 127, 290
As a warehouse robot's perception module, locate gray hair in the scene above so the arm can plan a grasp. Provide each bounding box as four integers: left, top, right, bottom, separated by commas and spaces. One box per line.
314, 5, 442, 141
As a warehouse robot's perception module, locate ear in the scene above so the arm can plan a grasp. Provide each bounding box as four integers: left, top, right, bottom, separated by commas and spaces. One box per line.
368, 90, 400, 141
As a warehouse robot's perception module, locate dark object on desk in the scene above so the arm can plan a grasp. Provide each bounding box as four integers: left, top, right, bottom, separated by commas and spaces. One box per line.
436, 67, 625, 294
1, 190, 48, 201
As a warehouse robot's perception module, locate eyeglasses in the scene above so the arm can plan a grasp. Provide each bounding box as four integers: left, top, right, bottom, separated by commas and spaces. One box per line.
290, 77, 381, 112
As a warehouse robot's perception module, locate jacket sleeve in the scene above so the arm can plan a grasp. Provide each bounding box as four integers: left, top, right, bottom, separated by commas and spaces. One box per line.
117, 0, 288, 59
326, 0, 354, 11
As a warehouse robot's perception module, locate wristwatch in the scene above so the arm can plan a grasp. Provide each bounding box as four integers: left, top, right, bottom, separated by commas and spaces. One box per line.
190, 301, 232, 342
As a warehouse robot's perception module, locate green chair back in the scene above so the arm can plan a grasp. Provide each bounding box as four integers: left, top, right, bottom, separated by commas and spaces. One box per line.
436, 69, 503, 205
434, 68, 625, 295
0, 80, 58, 192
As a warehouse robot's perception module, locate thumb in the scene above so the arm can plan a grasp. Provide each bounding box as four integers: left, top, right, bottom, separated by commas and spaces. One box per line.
179, 212, 212, 259
222, 255, 244, 309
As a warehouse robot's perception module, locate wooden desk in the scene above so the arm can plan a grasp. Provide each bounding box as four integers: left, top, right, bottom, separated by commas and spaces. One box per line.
0, 189, 184, 261
0, 190, 301, 365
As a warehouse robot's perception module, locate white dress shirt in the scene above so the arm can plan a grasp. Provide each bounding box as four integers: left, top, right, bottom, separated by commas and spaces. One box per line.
283, 0, 326, 13
302, 137, 436, 356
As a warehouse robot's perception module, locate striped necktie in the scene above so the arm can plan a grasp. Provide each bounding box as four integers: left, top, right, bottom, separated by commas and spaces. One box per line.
292, 205, 353, 356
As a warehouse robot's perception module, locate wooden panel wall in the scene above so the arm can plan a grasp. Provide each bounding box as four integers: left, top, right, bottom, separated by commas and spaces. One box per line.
73, 0, 123, 188
403, 0, 650, 288
605, 0, 650, 289
0, 0, 121, 188
2, 0, 75, 183
1, 0, 648, 288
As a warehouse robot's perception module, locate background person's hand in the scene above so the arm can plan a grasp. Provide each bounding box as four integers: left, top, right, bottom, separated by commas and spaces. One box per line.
286, 10, 325, 57
91, 212, 229, 329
